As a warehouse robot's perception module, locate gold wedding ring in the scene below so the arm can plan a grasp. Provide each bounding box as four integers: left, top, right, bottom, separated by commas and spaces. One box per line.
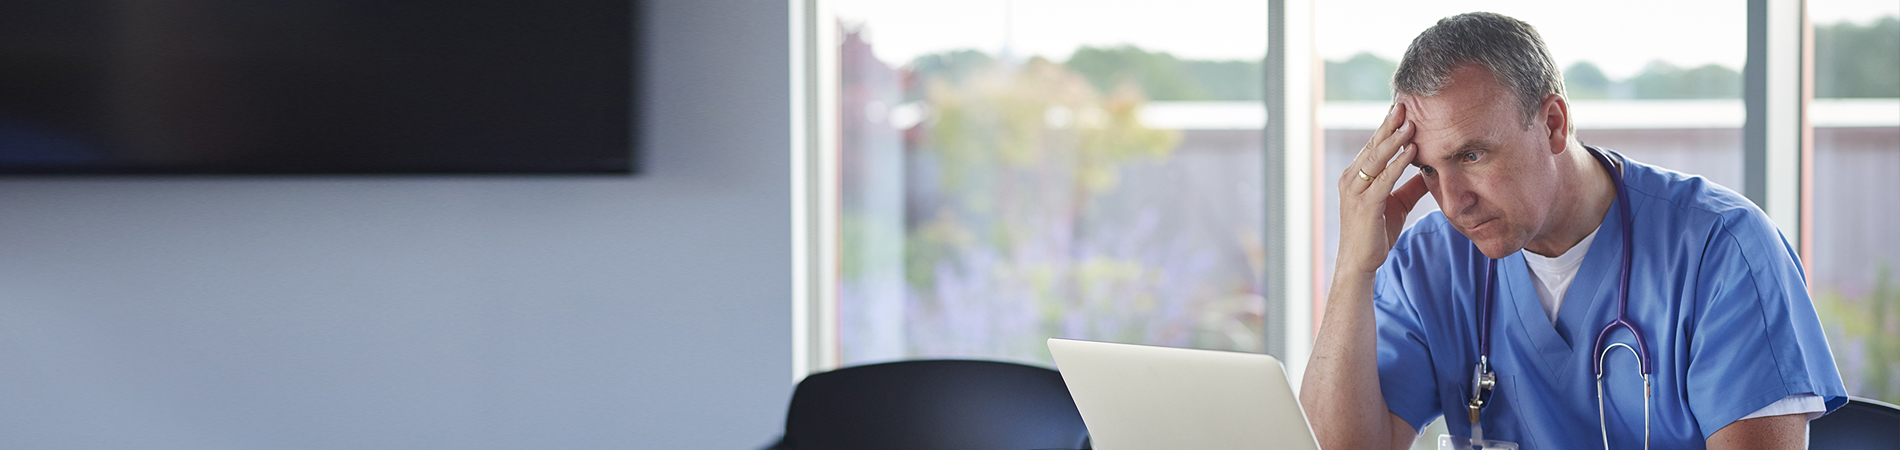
1358, 169, 1376, 182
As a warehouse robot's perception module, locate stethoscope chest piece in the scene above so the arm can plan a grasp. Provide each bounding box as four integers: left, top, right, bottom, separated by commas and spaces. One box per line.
1467, 357, 1497, 424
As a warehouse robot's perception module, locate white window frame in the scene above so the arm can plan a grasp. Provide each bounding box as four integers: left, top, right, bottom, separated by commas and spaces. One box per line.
1745, 0, 1814, 263
1264, 0, 1320, 389
789, 0, 841, 379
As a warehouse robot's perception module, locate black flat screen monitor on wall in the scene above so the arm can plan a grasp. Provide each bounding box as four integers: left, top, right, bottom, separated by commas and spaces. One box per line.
0, 1, 634, 175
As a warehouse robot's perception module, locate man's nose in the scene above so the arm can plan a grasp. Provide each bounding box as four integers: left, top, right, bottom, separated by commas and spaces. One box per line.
1436, 173, 1479, 214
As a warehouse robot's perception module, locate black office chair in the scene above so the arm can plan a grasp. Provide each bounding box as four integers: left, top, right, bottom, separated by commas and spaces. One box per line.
1810, 396, 1900, 449
764, 359, 1091, 450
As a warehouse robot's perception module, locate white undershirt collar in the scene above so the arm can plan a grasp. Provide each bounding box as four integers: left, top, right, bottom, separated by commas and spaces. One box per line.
1523, 225, 1601, 322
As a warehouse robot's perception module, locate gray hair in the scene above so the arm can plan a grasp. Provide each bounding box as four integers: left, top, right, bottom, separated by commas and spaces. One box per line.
1393, 12, 1565, 128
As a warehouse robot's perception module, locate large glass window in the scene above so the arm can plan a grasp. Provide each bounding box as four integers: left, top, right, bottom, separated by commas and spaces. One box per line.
826, 0, 1268, 366
1808, 0, 1900, 405
807, 0, 1895, 419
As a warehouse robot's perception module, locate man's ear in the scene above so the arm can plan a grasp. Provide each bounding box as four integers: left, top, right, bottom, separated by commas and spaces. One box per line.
1541, 94, 1569, 154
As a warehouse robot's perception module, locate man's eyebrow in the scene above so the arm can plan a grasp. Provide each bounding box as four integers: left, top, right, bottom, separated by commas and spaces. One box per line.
1437, 140, 1493, 162
1408, 140, 1494, 168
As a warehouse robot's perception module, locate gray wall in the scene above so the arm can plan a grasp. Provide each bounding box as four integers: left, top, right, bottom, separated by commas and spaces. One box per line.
0, 1, 792, 448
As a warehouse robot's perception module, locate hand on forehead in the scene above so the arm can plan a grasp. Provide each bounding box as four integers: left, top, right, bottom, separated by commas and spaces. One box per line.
1391, 66, 1519, 160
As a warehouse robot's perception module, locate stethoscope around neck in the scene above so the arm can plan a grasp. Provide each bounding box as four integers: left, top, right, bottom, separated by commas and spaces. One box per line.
1464, 147, 1652, 449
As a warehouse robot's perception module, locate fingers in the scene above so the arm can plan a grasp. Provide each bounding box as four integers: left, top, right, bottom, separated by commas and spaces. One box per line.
1369, 102, 1407, 148
1350, 110, 1414, 192
1383, 174, 1431, 244
1389, 173, 1429, 211
1372, 152, 1426, 231
1368, 128, 1418, 194
1362, 106, 1411, 181
1341, 103, 1404, 187
1333, 102, 1424, 274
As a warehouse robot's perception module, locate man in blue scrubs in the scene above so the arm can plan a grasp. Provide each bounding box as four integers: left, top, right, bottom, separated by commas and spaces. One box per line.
1297, 12, 1847, 449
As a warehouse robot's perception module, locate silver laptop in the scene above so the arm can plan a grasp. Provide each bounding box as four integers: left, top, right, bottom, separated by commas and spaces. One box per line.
1047, 338, 1322, 450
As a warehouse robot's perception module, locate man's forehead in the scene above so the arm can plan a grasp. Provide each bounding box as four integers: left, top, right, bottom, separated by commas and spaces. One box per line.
1397, 72, 1516, 160
1400, 96, 1485, 158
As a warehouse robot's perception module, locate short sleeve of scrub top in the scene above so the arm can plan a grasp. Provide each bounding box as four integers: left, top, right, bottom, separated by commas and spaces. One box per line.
1372, 232, 1444, 432
1682, 206, 1849, 437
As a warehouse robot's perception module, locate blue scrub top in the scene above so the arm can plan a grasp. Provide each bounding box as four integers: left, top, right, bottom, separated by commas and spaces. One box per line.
1373, 148, 1847, 448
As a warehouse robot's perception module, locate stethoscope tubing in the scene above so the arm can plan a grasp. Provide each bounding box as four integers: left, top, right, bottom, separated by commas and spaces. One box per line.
1467, 147, 1653, 448
1589, 147, 1651, 376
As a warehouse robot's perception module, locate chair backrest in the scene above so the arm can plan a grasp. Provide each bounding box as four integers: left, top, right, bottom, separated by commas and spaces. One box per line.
1810, 396, 1900, 449
770, 359, 1090, 450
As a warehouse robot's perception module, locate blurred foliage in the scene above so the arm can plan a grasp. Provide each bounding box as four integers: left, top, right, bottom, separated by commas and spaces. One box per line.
1815, 263, 1900, 404
1816, 16, 1900, 98
1326, 52, 1398, 101
1320, 53, 1749, 101
1627, 61, 1741, 99
1564, 61, 1613, 100
921, 57, 1178, 194
1178, 59, 1264, 101
1066, 46, 1199, 100
910, 16, 1899, 104
907, 50, 995, 100
909, 16, 1897, 103
1063, 45, 1262, 101
1320, 16, 1898, 101
899, 56, 1188, 356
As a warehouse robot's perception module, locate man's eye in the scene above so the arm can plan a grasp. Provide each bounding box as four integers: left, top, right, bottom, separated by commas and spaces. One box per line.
1462, 152, 1482, 163
1419, 165, 1436, 175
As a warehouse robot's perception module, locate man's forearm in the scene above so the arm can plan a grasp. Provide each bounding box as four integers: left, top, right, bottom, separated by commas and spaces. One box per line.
1311, 97, 1423, 450
1300, 270, 1410, 450
1707, 414, 1807, 450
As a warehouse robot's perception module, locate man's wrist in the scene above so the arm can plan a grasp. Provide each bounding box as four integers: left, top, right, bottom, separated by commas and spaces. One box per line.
1334, 263, 1382, 279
